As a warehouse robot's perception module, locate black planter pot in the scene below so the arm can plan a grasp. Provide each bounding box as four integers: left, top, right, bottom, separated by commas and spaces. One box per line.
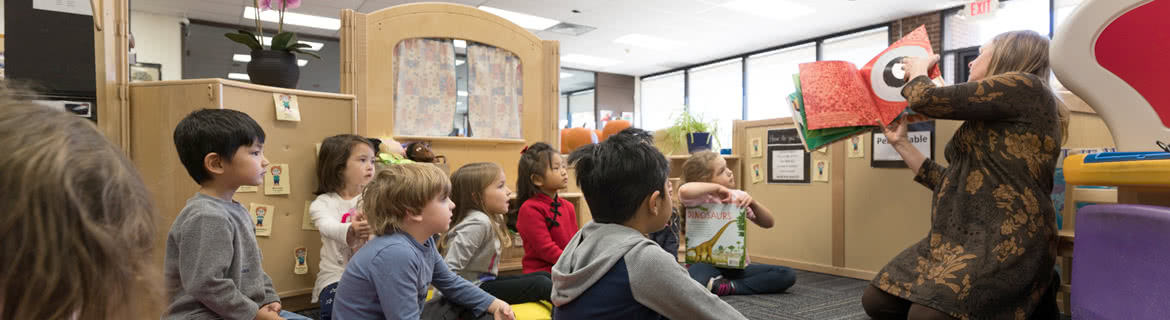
246, 49, 299, 89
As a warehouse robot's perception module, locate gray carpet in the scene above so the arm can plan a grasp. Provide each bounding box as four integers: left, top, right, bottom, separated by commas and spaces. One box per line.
720, 270, 871, 320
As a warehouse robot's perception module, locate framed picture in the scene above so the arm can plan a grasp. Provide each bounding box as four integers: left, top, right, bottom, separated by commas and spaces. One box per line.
129, 62, 162, 82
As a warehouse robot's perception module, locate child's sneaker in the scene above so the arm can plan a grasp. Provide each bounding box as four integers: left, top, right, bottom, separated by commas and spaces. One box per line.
706, 275, 735, 296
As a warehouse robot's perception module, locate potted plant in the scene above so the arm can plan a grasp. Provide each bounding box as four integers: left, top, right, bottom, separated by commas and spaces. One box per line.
225, 0, 320, 88
664, 110, 719, 154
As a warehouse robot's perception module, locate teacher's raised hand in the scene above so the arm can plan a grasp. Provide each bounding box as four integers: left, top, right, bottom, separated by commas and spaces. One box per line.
901, 55, 940, 81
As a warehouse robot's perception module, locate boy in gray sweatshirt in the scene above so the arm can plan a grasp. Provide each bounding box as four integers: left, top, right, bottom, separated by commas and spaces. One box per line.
164, 109, 309, 320
553, 129, 746, 320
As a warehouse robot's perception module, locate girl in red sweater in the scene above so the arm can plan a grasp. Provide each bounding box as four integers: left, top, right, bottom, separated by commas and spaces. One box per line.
516, 143, 580, 273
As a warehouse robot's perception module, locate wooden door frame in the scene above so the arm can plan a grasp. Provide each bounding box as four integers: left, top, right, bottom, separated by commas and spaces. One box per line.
93, 0, 132, 152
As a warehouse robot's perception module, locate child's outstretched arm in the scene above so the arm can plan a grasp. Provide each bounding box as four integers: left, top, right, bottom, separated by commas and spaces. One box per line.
746, 196, 775, 229
431, 246, 496, 316
677, 182, 733, 205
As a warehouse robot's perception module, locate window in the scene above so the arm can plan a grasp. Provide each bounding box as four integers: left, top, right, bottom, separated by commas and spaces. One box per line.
1053, 0, 1085, 33
746, 43, 816, 120
688, 59, 743, 152
945, 0, 1050, 50
639, 71, 685, 131
822, 27, 890, 67
569, 90, 596, 129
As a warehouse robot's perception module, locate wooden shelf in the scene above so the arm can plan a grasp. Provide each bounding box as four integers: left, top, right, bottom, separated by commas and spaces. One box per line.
668, 154, 739, 160
1071, 187, 1118, 204
393, 135, 527, 145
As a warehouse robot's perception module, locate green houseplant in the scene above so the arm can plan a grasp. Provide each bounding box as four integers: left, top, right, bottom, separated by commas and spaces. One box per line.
225, 0, 320, 88
664, 109, 719, 154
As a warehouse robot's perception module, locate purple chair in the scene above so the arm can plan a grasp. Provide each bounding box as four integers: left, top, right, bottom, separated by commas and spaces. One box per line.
1072, 204, 1170, 319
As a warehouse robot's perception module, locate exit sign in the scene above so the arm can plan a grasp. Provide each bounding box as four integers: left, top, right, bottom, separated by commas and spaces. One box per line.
966, 0, 999, 19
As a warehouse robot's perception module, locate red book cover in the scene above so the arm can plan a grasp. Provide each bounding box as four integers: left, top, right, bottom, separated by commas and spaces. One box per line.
798, 25, 941, 130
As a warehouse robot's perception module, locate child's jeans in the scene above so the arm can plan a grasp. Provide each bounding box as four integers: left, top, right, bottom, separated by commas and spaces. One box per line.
688, 262, 797, 295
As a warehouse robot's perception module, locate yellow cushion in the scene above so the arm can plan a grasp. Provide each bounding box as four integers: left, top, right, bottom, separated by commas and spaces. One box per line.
512, 302, 552, 320
426, 288, 553, 320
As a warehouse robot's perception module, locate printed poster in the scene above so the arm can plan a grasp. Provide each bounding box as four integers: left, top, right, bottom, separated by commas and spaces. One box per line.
274, 93, 302, 121
750, 138, 762, 158
814, 160, 830, 182
265, 163, 291, 195
766, 128, 810, 184
751, 163, 764, 183
250, 203, 275, 237
238, 185, 259, 193
848, 135, 865, 158
294, 247, 309, 275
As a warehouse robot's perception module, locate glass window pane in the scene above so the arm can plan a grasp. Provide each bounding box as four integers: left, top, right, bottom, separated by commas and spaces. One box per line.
945, 0, 1050, 50
746, 43, 816, 121
639, 72, 685, 131
688, 59, 743, 152
822, 27, 890, 68
568, 90, 596, 128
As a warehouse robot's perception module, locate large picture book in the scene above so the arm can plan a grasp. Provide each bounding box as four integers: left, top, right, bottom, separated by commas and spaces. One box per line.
684, 202, 748, 269
789, 25, 942, 151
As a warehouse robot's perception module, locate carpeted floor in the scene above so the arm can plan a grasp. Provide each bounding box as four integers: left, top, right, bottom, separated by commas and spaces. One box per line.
292, 270, 1069, 320
720, 270, 871, 320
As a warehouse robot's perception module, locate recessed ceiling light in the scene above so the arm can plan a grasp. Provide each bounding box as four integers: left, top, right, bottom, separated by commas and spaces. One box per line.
478, 6, 560, 30
722, 0, 816, 20
244, 6, 341, 30
233, 54, 308, 67
561, 54, 621, 67
233, 53, 311, 66
228, 73, 250, 81
561, 72, 572, 78
613, 34, 685, 51
256, 36, 324, 51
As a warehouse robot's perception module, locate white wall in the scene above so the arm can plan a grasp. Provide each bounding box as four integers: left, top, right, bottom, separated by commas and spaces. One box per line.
130, 11, 182, 80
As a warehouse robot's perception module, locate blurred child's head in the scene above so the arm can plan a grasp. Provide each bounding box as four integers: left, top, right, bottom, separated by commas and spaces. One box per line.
0, 100, 161, 319
173, 109, 268, 187
445, 162, 513, 249
314, 134, 376, 195
568, 130, 671, 229
362, 163, 453, 237
517, 142, 566, 204
682, 150, 733, 188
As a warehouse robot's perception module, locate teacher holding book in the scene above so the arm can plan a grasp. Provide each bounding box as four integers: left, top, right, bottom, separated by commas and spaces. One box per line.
862, 30, 1070, 320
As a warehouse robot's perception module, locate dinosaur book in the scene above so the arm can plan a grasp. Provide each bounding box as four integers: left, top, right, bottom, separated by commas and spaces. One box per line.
684, 202, 748, 269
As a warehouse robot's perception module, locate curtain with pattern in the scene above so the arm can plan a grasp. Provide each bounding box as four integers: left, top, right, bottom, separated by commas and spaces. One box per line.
467, 43, 523, 139
394, 38, 457, 136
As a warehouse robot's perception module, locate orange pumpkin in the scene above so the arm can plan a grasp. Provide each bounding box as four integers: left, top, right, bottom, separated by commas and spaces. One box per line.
600, 120, 632, 141
562, 127, 598, 153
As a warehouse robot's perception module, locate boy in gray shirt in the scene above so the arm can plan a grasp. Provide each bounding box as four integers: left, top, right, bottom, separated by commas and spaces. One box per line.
553, 129, 746, 320
164, 109, 309, 320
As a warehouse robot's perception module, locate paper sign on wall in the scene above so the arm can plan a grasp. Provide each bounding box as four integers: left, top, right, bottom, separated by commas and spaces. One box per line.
302, 200, 318, 230
34, 0, 92, 16
294, 247, 309, 275
750, 138, 763, 158
238, 185, 259, 193
274, 93, 302, 121
766, 128, 810, 184
814, 160, 830, 182
847, 135, 865, 159
265, 163, 291, 195
250, 203, 275, 237
872, 121, 935, 168
751, 163, 764, 183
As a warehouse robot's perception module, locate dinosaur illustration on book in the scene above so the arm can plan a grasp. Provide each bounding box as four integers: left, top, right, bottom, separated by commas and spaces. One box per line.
686, 221, 735, 263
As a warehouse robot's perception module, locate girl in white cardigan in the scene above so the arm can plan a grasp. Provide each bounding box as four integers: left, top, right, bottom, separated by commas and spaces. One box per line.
309, 134, 376, 320
441, 162, 552, 304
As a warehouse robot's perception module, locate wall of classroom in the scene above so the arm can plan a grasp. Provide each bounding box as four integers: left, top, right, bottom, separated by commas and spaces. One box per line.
732, 91, 1115, 279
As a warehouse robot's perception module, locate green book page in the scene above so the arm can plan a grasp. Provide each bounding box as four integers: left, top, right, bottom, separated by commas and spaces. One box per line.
791, 73, 870, 151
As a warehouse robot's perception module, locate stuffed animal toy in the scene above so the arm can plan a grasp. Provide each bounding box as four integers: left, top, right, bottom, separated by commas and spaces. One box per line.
405, 141, 446, 163
369, 137, 413, 166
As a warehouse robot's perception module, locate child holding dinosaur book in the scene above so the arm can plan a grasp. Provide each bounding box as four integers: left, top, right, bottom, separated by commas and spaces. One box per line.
679, 151, 797, 296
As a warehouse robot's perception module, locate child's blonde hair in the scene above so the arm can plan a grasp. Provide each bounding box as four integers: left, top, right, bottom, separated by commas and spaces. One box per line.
681, 150, 722, 183
361, 163, 451, 236
0, 98, 161, 319
442, 162, 512, 251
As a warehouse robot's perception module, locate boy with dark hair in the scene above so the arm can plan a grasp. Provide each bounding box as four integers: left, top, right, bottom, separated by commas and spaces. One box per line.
552, 130, 746, 320
165, 109, 310, 320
